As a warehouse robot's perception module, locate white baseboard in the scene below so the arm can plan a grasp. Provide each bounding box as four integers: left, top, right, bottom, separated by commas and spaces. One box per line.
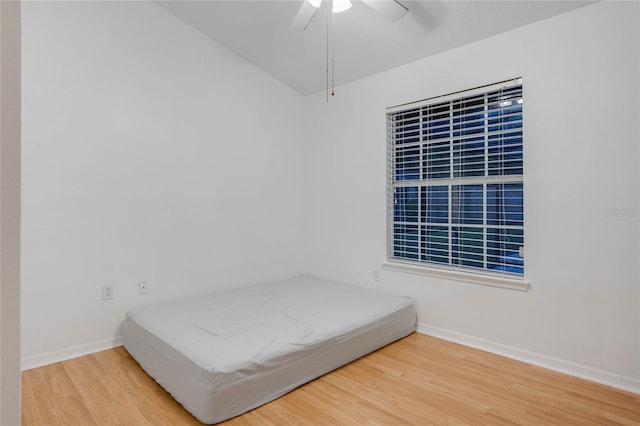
21, 326, 640, 395
417, 323, 640, 395
21, 336, 124, 371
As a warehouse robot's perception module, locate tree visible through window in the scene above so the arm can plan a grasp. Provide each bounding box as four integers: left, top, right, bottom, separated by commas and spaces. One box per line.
387, 79, 524, 277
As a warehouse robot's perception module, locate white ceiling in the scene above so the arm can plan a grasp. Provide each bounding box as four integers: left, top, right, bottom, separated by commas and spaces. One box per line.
156, 0, 593, 95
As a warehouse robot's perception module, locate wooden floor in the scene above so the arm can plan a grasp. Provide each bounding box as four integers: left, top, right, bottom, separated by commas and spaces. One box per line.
22, 333, 640, 425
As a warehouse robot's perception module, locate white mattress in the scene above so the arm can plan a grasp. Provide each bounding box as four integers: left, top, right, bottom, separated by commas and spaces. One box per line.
123, 276, 416, 424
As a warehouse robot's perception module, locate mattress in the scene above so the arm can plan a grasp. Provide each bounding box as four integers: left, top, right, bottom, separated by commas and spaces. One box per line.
122, 276, 416, 424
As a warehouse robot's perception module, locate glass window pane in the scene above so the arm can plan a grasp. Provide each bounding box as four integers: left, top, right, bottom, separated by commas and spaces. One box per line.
422, 225, 449, 264
488, 133, 523, 176
394, 224, 419, 260
453, 136, 485, 177
487, 183, 523, 226
452, 185, 483, 225
394, 187, 419, 223
394, 109, 420, 145
395, 146, 421, 181
421, 186, 448, 224
423, 141, 450, 179
487, 227, 524, 274
452, 226, 484, 268
423, 102, 450, 141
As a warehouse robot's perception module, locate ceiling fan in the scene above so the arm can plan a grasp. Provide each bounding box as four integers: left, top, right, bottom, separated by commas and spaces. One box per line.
291, 0, 409, 31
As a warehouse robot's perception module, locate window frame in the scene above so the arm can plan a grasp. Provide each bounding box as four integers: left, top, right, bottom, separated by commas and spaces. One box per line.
385, 78, 530, 291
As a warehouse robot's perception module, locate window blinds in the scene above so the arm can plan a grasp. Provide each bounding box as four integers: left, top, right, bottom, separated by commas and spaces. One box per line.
387, 78, 524, 277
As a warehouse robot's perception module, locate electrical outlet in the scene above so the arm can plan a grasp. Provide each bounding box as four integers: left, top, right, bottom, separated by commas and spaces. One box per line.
102, 284, 114, 300
138, 280, 149, 295
373, 269, 381, 282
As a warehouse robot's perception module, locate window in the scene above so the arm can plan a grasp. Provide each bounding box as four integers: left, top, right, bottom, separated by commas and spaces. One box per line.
386, 78, 524, 282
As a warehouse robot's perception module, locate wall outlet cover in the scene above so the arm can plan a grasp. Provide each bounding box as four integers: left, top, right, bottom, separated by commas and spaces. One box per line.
102, 284, 114, 300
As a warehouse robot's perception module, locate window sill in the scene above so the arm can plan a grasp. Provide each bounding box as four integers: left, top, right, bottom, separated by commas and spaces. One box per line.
382, 260, 531, 292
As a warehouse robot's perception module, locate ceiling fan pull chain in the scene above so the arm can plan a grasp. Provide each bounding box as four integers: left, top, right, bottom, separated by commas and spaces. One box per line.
326, 9, 329, 102
331, 4, 335, 97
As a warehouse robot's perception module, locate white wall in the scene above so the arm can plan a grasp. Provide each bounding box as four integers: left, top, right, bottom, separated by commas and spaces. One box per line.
305, 1, 640, 388
21, 1, 307, 367
21, 0, 640, 394
1, 1, 22, 423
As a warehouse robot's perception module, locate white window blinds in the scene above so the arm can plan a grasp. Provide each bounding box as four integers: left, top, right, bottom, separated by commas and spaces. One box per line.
387, 78, 524, 278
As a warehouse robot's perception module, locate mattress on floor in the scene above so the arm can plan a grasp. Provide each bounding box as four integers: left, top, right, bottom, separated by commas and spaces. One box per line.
122, 276, 416, 424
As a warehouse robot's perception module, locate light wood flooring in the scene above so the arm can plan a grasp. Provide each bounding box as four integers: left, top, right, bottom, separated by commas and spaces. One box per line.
22, 333, 640, 425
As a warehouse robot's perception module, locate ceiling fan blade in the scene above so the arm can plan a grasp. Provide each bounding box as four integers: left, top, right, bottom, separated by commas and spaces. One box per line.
291, 1, 319, 31
362, 0, 408, 22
